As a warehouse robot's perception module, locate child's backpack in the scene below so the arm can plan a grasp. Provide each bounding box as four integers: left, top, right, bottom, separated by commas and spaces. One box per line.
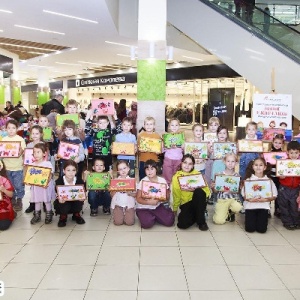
0, 198, 15, 230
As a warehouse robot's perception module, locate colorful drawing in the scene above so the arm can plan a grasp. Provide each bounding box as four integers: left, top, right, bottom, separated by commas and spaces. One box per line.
178, 174, 207, 191
56, 185, 86, 203
139, 137, 162, 154
276, 159, 300, 176
212, 142, 237, 159
43, 127, 52, 141
23, 165, 52, 187
263, 152, 288, 165
162, 132, 185, 148
263, 128, 285, 141
203, 132, 218, 142
0, 141, 21, 158
141, 181, 167, 201
214, 175, 240, 193
238, 140, 263, 153
111, 142, 135, 155
57, 142, 80, 160
244, 179, 273, 200
86, 173, 111, 190
91, 99, 114, 115
184, 142, 208, 159
23, 148, 48, 165
109, 178, 136, 191
56, 114, 79, 127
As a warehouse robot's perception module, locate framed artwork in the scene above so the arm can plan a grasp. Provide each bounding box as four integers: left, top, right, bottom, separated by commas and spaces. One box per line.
0, 141, 21, 158
276, 159, 300, 176
263, 152, 288, 165
109, 178, 136, 191
203, 132, 218, 142
212, 142, 237, 159
184, 142, 208, 159
23, 165, 52, 187
178, 174, 207, 191
43, 127, 52, 141
214, 175, 240, 193
141, 181, 167, 201
56, 185, 86, 203
162, 132, 185, 148
23, 148, 49, 165
262, 128, 285, 141
238, 140, 263, 153
56, 114, 79, 127
138, 137, 162, 154
57, 142, 80, 160
244, 179, 273, 200
91, 99, 114, 115
111, 142, 135, 155
86, 173, 111, 190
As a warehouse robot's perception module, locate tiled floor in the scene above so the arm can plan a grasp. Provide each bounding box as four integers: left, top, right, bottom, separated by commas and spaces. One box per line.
1, 189, 300, 300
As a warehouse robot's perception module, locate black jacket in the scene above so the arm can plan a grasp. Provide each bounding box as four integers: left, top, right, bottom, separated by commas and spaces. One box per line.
41, 99, 65, 115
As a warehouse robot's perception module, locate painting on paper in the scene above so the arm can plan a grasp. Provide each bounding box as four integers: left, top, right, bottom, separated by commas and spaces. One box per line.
244, 179, 273, 200
203, 132, 218, 143
56, 114, 79, 127
138, 137, 162, 154
212, 142, 237, 159
262, 128, 285, 141
162, 133, 185, 148
57, 142, 80, 160
276, 159, 300, 176
238, 140, 263, 153
43, 127, 52, 141
111, 142, 135, 155
57, 185, 86, 203
141, 181, 167, 201
0, 141, 21, 158
263, 152, 288, 165
184, 142, 208, 159
109, 178, 136, 191
86, 173, 111, 190
214, 175, 240, 193
178, 174, 207, 191
23, 165, 52, 187
91, 99, 114, 115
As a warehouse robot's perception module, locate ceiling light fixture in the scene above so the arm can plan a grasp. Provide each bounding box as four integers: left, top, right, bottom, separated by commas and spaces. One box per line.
0, 30, 3, 32
0, 42, 57, 51
105, 41, 131, 47
55, 62, 82, 66
0, 9, 12, 13
28, 64, 54, 68
43, 10, 98, 24
182, 55, 203, 61
15, 24, 65, 35
78, 60, 103, 65
117, 54, 131, 58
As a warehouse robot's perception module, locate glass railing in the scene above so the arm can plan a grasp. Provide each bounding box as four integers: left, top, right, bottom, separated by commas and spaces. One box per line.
200, 0, 300, 64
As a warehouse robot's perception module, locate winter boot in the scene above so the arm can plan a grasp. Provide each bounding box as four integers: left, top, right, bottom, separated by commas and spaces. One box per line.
25, 203, 35, 214
45, 210, 53, 224
30, 210, 41, 225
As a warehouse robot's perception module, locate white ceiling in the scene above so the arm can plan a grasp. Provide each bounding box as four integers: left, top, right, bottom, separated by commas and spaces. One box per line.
0, 0, 222, 84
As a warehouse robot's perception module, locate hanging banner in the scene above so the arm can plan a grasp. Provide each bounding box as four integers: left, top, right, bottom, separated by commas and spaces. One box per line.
252, 94, 292, 130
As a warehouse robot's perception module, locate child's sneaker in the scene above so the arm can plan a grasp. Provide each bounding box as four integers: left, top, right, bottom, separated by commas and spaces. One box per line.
90, 208, 98, 217
103, 207, 111, 215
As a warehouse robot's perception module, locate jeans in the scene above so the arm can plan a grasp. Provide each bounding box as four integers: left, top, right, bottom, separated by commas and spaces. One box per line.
6, 170, 25, 199
88, 190, 111, 210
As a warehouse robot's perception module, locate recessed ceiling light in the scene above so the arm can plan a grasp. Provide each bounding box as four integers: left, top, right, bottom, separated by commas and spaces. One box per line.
28, 64, 54, 68
0, 30, 3, 32
55, 62, 82, 66
15, 24, 65, 35
78, 61, 103, 66
0, 9, 12, 13
105, 41, 131, 47
182, 55, 203, 61
43, 10, 98, 24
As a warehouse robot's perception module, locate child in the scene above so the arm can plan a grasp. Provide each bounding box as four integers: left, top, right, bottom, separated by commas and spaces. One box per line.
187, 124, 205, 174
242, 157, 277, 233
85, 115, 116, 171
110, 160, 136, 226
204, 117, 220, 204
55, 120, 85, 178
0, 160, 15, 230
278, 141, 300, 230
162, 118, 184, 185
136, 159, 175, 229
239, 121, 259, 180
29, 143, 55, 225
55, 160, 85, 227
2, 120, 26, 211
83, 158, 112, 216
138, 117, 161, 180
115, 117, 137, 178
212, 153, 242, 224
269, 134, 284, 217
172, 154, 210, 231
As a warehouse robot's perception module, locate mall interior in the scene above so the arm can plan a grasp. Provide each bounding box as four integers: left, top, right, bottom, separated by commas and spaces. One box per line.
0, 0, 300, 299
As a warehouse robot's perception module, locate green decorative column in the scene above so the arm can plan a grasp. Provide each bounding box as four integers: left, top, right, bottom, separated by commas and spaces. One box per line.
38, 87, 50, 106
12, 87, 21, 105
0, 85, 5, 105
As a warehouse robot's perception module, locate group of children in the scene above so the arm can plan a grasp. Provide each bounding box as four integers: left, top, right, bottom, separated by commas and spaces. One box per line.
0, 99, 299, 234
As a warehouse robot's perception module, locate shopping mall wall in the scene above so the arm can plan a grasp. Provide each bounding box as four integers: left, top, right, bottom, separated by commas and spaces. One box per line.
168, 0, 300, 118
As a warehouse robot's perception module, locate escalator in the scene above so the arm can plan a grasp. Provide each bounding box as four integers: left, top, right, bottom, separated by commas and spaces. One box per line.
167, 0, 300, 116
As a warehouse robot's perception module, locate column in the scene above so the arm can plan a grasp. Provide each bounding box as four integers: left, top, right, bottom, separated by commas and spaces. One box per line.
10, 74, 21, 105
0, 71, 4, 110
136, 0, 167, 134
37, 68, 50, 106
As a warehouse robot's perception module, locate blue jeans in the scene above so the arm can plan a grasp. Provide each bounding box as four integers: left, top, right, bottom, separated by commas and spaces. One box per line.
88, 190, 111, 210
7, 170, 25, 199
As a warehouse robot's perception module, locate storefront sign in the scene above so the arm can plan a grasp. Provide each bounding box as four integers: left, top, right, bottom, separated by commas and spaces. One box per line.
252, 94, 292, 130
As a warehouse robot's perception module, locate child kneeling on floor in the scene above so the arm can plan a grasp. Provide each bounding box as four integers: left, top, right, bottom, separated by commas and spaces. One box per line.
212, 153, 242, 224
136, 160, 175, 229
